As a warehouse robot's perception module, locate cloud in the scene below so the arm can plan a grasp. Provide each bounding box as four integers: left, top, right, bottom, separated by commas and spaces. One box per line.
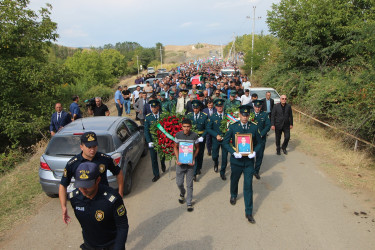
60, 26, 89, 38
180, 22, 193, 28
206, 22, 220, 28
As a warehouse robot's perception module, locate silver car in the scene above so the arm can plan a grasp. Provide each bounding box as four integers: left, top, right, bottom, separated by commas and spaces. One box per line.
39, 116, 148, 197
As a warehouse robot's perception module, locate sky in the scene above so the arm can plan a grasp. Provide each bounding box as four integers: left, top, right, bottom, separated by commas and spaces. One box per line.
28, 0, 281, 48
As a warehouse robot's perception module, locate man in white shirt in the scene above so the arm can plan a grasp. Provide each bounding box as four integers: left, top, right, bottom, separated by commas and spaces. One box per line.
240, 89, 252, 105
242, 77, 251, 90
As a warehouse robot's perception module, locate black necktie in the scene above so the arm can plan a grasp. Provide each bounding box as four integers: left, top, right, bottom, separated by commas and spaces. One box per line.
219, 114, 222, 119
243, 124, 246, 130
57, 113, 61, 121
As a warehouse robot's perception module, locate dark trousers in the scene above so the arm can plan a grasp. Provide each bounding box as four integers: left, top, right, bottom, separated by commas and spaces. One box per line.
194, 141, 205, 175
116, 103, 123, 116
206, 134, 212, 153
275, 126, 290, 151
255, 140, 266, 173
149, 147, 165, 177
211, 138, 228, 174
139, 119, 145, 125
230, 162, 255, 215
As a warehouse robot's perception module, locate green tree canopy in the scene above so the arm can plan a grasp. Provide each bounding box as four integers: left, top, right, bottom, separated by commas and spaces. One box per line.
0, 0, 62, 148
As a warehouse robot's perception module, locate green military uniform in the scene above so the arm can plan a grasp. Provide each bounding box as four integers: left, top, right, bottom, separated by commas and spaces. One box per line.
159, 91, 171, 113
186, 100, 208, 177
207, 99, 228, 175
144, 100, 165, 181
168, 91, 176, 111
224, 91, 241, 111
253, 100, 271, 175
223, 105, 262, 219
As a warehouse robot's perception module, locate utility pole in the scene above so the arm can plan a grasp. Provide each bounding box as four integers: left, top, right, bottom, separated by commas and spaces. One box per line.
251, 6, 256, 77
247, 6, 261, 77
136, 55, 139, 76
159, 46, 163, 68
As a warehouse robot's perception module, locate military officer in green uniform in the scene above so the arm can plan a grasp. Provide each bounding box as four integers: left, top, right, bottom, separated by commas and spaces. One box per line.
253, 100, 271, 179
207, 99, 228, 180
168, 90, 176, 111
223, 105, 262, 224
144, 100, 166, 182
224, 90, 241, 111
160, 91, 171, 113
186, 100, 208, 181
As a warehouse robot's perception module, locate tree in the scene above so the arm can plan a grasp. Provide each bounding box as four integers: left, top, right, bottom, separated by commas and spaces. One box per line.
0, 0, 62, 148
267, 0, 375, 72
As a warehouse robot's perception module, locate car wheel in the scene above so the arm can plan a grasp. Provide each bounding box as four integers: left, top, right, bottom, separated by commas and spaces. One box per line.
123, 168, 132, 195
141, 140, 148, 157
46, 193, 58, 198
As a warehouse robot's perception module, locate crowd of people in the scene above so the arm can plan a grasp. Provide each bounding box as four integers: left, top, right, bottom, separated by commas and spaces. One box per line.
52, 60, 293, 249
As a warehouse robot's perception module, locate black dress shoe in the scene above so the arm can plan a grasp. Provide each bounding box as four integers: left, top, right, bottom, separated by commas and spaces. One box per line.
277, 150, 281, 155
152, 176, 160, 182
214, 165, 218, 173
220, 174, 226, 181
282, 148, 288, 155
246, 214, 256, 224
193, 175, 197, 182
230, 197, 236, 205
254, 173, 260, 180
161, 164, 166, 172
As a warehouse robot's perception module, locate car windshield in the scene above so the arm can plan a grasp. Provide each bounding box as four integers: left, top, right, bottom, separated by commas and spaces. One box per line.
45, 135, 114, 156
250, 90, 280, 99
156, 73, 169, 78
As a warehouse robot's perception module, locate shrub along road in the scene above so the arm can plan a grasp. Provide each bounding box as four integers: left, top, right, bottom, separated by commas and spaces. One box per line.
1, 132, 375, 249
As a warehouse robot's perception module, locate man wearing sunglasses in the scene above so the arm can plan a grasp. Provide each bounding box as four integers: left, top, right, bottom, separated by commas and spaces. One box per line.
271, 95, 293, 155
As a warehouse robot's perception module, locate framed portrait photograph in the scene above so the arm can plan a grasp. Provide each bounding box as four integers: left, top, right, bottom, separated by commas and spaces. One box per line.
235, 134, 253, 156
178, 141, 194, 164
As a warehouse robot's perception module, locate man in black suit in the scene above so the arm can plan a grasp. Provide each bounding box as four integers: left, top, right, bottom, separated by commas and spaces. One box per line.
261, 91, 274, 119
50, 103, 71, 136
202, 100, 216, 156
271, 95, 293, 155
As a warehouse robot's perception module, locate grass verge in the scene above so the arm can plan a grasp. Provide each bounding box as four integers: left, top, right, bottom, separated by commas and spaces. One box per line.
0, 139, 49, 239
292, 116, 375, 209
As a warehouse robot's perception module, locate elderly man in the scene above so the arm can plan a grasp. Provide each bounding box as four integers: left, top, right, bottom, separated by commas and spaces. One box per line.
176, 89, 189, 114
50, 103, 71, 136
88, 97, 110, 116
271, 95, 293, 155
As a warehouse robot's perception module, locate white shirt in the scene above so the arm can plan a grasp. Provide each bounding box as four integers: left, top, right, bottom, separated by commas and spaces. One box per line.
133, 90, 140, 99
240, 94, 252, 105
242, 81, 251, 90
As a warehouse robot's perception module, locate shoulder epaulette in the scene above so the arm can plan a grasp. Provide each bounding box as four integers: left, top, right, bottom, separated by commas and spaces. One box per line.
67, 157, 78, 166
103, 191, 117, 203
100, 153, 111, 159
188, 112, 193, 115
146, 113, 152, 117
69, 189, 80, 199
251, 121, 258, 125
202, 113, 207, 116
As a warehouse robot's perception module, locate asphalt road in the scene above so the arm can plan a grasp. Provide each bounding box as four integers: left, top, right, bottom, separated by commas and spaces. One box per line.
2, 133, 375, 249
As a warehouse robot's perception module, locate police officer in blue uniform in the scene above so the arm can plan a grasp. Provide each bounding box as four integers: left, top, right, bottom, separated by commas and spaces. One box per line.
223, 105, 262, 224
253, 100, 271, 179
59, 132, 124, 225
207, 99, 228, 180
144, 99, 166, 182
69, 162, 129, 250
186, 100, 208, 181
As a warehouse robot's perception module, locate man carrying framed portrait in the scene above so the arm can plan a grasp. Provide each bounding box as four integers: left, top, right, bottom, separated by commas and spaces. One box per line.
223, 105, 262, 224
173, 119, 200, 212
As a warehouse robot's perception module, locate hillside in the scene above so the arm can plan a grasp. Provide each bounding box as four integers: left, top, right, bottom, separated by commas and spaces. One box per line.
164, 44, 222, 63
